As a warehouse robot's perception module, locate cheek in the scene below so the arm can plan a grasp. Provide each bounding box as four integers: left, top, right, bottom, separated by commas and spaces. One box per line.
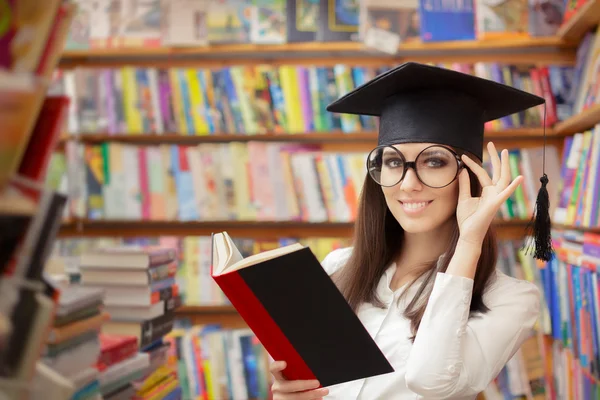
381, 186, 395, 203
436, 182, 459, 210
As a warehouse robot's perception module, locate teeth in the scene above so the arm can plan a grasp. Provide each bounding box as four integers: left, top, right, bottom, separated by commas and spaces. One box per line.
403, 202, 428, 209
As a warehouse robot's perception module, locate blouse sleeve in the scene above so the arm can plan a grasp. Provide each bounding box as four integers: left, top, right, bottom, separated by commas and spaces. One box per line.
404, 271, 541, 399
320, 247, 353, 276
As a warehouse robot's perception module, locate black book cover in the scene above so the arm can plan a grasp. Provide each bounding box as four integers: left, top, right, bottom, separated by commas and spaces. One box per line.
236, 247, 394, 387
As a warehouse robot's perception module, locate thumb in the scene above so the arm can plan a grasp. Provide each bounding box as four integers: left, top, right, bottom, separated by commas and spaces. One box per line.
458, 168, 471, 201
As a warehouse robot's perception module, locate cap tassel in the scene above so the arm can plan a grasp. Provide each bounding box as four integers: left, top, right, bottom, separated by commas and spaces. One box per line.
523, 102, 554, 262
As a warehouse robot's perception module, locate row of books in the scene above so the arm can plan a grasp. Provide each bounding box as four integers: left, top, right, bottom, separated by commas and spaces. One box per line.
537, 229, 600, 399
553, 129, 600, 228
46, 141, 561, 226
165, 323, 271, 400
50, 61, 570, 136
40, 285, 108, 399
567, 28, 600, 118
64, 0, 566, 51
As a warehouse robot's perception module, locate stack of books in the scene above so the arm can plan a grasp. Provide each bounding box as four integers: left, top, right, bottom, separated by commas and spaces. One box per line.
97, 333, 181, 399
77, 245, 181, 398
95, 337, 150, 399
42, 284, 108, 400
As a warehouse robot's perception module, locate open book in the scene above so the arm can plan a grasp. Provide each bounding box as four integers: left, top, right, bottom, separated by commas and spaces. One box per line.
210, 232, 394, 388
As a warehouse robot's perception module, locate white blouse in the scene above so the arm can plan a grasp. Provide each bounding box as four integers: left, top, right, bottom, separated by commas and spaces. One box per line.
320, 247, 541, 400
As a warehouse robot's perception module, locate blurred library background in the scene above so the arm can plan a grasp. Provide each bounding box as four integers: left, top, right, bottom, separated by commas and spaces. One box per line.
2, 0, 600, 398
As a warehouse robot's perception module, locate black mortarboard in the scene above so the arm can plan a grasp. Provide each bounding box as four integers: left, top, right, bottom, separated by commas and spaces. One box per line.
326, 62, 553, 261
326, 62, 545, 161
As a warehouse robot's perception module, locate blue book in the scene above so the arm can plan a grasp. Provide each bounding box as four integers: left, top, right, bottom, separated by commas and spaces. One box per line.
418, 0, 475, 42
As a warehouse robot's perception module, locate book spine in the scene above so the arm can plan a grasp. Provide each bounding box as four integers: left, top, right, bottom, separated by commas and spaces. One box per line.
97, 338, 139, 371
139, 312, 175, 349
213, 271, 316, 383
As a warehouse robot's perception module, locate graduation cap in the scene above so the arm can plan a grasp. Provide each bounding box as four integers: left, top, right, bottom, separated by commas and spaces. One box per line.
326, 62, 553, 262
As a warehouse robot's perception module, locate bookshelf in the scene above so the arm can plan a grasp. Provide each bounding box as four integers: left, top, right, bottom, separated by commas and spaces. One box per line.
56, 39, 578, 70
57, 218, 533, 240
554, 103, 600, 134
58, 127, 560, 145
61, 37, 574, 57
557, 0, 600, 42
48, 1, 600, 397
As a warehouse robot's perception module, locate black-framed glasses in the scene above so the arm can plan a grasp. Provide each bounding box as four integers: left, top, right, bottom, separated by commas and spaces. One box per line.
366, 144, 465, 188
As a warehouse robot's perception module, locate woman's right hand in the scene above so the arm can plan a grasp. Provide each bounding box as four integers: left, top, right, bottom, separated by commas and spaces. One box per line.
270, 361, 330, 400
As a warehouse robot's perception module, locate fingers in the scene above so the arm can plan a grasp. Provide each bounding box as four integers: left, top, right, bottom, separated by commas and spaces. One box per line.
273, 382, 328, 399
487, 142, 501, 184
457, 168, 471, 201
270, 361, 330, 400
270, 360, 287, 381
498, 175, 524, 204
499, 148, 512, 188
461, 154, 492, 187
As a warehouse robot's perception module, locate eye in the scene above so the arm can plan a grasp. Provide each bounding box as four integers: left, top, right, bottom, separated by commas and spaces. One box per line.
383, 157, 403, 168
423, 157, 448, 168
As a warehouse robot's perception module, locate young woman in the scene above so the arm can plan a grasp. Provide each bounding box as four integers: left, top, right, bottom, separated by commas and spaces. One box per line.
269, 62, 546, 399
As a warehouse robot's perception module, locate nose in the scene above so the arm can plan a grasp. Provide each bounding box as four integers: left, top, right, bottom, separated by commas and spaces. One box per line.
400, 167, 423, 192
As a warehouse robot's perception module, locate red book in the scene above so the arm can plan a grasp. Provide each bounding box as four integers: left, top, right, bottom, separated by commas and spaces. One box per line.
210, 231, 394, 388
17, 96, 69, 182
96, 334, 139, 371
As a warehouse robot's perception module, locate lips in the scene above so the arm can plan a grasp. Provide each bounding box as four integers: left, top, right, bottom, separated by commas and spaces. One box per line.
399, 200, 433, 213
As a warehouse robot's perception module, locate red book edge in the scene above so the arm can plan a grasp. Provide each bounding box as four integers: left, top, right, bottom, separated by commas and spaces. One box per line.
96, 334, 139, 371
17, 96, 70, 182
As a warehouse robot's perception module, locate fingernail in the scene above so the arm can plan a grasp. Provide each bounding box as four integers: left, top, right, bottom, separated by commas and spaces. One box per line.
310, 380, 320, 387
320, 388, 329, 395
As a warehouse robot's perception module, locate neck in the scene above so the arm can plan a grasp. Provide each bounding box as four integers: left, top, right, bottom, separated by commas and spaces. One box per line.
397, 218, 456, 273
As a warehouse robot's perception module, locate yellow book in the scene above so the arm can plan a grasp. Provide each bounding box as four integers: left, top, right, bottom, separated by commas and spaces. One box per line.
168, 69, 188, 134
135, 365, 176, 395
137, 377, 178, 400
279, 66, 304, 133
566, 130, 592, 224
280, 150, 301, 220
122, 67, 143, 134
230, 66, 258, 134
184, 237, 200, 305
230, 142, 255, 220
314, 154, 335, 221
185, 69, 209, 135
583, 127, 600, 226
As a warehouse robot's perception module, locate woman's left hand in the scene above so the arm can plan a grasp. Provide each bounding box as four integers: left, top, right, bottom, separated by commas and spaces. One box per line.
456, 141, 523, 246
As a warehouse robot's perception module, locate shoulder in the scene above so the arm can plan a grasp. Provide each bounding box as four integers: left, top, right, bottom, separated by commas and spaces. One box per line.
482, 269, 541, 318
320, 247, 353, 276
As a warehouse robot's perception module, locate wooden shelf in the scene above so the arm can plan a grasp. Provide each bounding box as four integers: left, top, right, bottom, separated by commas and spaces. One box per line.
175, 306, 247, 329
58, 128, 558, 146
58, 219, 531, 239
555, 103, 600, 134
58, 220, 356, 238
61, 132, 379, 145
176, 305, 237, 314
553, 223, 600, 233
558, 0, 600, 43
58, 38, 577, 67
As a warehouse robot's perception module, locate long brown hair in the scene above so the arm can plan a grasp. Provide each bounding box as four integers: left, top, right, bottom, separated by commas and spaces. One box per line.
333, 150, 498, 341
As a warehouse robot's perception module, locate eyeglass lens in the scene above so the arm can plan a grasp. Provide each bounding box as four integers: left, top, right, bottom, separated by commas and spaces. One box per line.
367, 145, 459, 188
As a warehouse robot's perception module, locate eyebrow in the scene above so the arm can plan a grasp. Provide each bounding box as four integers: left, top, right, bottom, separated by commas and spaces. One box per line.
420, 149, 451, 157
